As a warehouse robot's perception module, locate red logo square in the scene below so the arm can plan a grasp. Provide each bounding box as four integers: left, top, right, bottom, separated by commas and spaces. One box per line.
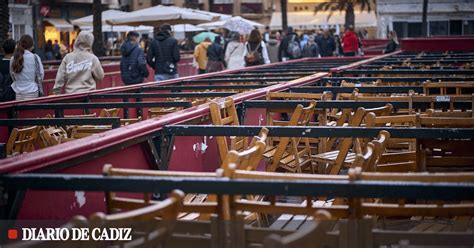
8, 229, 18, 239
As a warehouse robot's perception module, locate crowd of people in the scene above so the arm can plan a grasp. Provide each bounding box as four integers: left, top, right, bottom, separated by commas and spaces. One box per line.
0, 22, 400, 102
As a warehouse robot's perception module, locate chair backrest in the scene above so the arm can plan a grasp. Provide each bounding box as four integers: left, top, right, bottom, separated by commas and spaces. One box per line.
417, 115, 474, 128
89, 190, 184, 248
262, 210, 334, 248
266, 91, 332, 101
6, 126, 39, 156
70, 126, 112, 139
267, 101, 316, 172
121, 116, 143, 126
235, 128, 268, 171
423, 81, 474, 96
39, 126, 69, 147
99, 108, 120, 118
209, 97, 247, 163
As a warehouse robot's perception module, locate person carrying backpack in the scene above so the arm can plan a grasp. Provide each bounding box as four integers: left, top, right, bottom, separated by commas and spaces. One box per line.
120, 31, 149, 85
278, 27, 301, 61
146, 24, 180, 81
244, 29, 270, 67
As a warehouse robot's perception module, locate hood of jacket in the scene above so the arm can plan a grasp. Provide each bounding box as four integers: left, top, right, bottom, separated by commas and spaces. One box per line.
268, 39, 279, 46
74, 31, 94, 52
121, 41, 138, 57
155, 31, 171, 41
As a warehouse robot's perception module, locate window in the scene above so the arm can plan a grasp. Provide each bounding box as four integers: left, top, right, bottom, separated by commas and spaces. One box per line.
13, 24, 25, 41
464, 20, 474, 35
450, 20, 462, 35
429, 21, 448, 36
407, 22, 422, 37
393, 22, 406, 38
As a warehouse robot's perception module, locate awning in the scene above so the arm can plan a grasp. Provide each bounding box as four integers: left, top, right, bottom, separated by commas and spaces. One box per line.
269, 11, 377, 30
44, 18, 74, 32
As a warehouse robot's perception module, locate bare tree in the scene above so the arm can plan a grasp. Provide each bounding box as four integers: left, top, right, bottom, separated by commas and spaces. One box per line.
92, 0, 105, 56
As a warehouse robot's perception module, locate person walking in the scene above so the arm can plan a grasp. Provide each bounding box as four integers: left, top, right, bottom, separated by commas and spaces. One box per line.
10, 35, 44, 100
316, 30, 336, 57
120, 31, 149, 85
224, 32, 245, 70
342, 25, 359, 57
45, 40, 54, 61
206, 36, 225, 73
193, 37, 212, 74
0, 39, 16, 101
146, 24, 180, 81
266, 35, 280, 63
263, 26, 271, 43
278, 27, 301, 61
244, 29, 270, 67
302, 35, 320, 58
53, 31, 104, 95
53, 40, 61, 60
383, 30, 399, 54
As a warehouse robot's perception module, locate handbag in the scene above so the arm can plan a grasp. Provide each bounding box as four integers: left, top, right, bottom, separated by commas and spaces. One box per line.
156, 40, 177, 75
33, 55, 44, 96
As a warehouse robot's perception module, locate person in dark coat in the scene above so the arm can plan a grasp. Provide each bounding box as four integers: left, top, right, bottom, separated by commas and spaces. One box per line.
146, 24, 180, 81
120, 31, 149, 85
0, 39, 16, 101
206, 36, 224, 73
315, 30, 336, 57
278, 26, 300, 61
383, 30, 399, 54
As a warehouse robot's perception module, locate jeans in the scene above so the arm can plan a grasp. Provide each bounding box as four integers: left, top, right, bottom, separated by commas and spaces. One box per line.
154, 73, 179, 81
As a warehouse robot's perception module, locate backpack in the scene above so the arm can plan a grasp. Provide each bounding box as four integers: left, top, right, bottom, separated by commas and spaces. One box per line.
245, 42, 263, 65
287, 35, 301, 59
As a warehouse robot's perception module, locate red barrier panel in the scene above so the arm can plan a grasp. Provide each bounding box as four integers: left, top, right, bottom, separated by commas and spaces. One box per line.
41, 56, 196, 95
401, 38, 474, 52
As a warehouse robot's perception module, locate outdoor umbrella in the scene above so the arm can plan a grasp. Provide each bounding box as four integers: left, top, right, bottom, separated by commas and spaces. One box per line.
106, 5, 223, 26
71, 10, 153, 32
192, 32, 219, 44
173, 24, 205, 33
198, 16, 264, 34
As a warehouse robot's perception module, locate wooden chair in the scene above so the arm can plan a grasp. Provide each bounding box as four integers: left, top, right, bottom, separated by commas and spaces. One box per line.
210, 97, 248, 163
69, 125, 112, 139
264, 101, 316, 173
103, 128, 267, 221
87, 190, 184, 248
6, 126, 39, 156
365, 113, 418, 150
313, 105, 393, 175
416, 115, 474, 172
423, 81, 474, 96
39, 126, 70, 147
99, 108, 120, 118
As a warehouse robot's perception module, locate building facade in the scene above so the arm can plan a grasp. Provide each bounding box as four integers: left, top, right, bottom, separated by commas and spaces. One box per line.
377, 0, 474, 38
